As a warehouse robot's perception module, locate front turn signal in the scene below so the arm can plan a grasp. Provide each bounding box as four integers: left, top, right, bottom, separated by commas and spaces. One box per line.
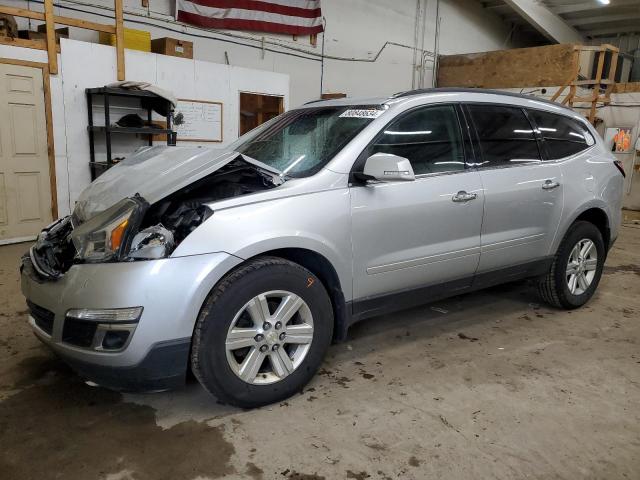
110, 219, 129, 250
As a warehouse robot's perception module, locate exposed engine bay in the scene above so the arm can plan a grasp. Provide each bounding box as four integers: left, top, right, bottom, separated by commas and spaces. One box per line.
143, 158, 277, 244
29, 157, 281, 279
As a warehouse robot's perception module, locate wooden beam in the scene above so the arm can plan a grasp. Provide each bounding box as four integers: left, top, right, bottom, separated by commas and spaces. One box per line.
572, 96, 609, 103
550, 83, 569, 102
607, 52, 619, 84
614, 82, 640, 94
588, 50, 606, 124
564, 85, 576, 106
0, 5, 116, 34
0, 5, 45, 21
571, 79, 614, 86
56, 15, 116, 34
114, 0, 125, 81
604, 49, 619, 102
574, 45, 606, 52
0, 35, 59, 52
600, 43, 620, 53
43, 0, 57, 75
41, 64, 58, 219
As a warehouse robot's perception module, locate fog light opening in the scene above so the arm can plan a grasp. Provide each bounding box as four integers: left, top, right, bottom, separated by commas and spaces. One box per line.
102, 330, 131, 350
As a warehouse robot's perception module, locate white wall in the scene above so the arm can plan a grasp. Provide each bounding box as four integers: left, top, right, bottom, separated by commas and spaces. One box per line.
7, 0, 525, 107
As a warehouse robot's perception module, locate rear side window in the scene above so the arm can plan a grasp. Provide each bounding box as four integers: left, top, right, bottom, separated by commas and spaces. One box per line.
467, 104, 541, 167
528, 109, 594, 160
365, 105, 465, 175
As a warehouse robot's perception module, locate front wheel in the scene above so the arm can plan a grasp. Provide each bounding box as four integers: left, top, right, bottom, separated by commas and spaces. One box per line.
537, 221, 605, 309
191, 257, 333, 408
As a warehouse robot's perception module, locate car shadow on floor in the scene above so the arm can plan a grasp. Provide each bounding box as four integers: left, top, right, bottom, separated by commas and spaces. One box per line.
345, 279, 547, 347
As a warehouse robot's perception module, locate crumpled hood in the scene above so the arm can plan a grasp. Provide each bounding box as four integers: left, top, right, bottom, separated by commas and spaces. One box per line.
74, 146, 246, 221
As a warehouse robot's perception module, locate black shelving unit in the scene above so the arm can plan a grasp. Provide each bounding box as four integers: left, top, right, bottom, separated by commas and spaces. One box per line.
86, 87, 176, 180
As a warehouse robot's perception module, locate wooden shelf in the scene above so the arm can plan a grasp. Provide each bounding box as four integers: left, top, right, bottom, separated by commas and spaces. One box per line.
88, 125, 173, 135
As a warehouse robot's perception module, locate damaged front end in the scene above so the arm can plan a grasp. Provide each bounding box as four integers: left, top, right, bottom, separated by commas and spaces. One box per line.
29, 156, 281, 279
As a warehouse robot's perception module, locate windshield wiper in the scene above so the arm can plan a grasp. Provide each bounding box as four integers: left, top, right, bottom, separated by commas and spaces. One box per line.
238, 153, 286, 185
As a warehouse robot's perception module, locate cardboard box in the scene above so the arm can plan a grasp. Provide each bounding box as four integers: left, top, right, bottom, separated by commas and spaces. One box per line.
151, 37, 193, 59
99, 28, 151, 52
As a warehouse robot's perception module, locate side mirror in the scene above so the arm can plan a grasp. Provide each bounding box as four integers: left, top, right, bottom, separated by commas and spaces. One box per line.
361, 153, 415, 182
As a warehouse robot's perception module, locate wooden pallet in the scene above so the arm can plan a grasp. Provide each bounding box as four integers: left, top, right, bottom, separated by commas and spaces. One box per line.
550, 44, 619, 125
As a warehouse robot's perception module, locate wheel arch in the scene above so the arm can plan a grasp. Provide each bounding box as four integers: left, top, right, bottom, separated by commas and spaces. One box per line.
555, 202, 612, 256
243, 248, 351, 343
572, 207, 611, 251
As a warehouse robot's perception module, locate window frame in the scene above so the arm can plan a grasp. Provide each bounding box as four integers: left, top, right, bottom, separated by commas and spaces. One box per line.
524, 107, 596, 161
461, 102, 545, 170
349, 102, 472, 183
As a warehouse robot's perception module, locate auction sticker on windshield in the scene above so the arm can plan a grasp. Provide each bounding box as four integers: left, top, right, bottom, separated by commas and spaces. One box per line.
339, 109, 384, 119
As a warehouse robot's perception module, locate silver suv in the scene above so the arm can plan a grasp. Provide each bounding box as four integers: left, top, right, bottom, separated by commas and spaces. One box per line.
21, 89, 624, 407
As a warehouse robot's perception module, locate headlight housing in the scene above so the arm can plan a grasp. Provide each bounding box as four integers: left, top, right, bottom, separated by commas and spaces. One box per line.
70, 197, 147, 263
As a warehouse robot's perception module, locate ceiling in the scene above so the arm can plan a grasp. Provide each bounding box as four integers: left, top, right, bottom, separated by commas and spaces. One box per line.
480, 0, 640, 43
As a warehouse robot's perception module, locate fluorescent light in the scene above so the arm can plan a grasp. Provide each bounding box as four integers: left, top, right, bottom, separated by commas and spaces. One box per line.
598, 0, 610, 4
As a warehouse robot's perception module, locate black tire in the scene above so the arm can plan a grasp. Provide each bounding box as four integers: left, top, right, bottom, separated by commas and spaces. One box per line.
191, 256, 333, 408
537, 221, 605, 309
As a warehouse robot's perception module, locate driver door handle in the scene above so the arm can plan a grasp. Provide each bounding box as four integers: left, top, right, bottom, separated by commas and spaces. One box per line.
452, 191, 478, 202
542, 179, 560, 190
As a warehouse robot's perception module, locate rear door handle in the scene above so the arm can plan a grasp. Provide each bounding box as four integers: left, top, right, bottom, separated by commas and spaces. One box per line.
452, 191, 478, 202
542, 180, 560, 190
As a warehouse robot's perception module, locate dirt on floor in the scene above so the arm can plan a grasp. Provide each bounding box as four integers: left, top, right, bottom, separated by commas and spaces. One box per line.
0, 223, 639, 480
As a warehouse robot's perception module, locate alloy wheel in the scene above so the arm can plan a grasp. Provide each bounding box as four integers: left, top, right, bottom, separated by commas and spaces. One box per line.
225, 290, 314, 385
566, 238, 598, 295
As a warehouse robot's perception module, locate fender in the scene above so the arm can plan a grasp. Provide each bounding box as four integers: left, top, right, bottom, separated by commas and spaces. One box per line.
171, 187, 354, 301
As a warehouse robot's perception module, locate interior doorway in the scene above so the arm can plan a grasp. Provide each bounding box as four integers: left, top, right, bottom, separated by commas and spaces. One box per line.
239, 92, 284, 136
0, 61, 53, 244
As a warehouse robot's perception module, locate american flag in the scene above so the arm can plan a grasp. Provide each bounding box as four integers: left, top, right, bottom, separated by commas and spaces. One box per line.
176, 0, 324, 36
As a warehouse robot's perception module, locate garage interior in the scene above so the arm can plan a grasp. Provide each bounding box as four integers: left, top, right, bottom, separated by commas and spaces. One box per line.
0, 0, 639, 479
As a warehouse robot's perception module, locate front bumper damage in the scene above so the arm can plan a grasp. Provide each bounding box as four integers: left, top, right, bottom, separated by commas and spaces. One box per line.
21, 250, 242, 391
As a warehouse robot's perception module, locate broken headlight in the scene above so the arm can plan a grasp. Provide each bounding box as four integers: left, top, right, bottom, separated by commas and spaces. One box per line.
128, 225, 175, 259
70, 197, 147, 263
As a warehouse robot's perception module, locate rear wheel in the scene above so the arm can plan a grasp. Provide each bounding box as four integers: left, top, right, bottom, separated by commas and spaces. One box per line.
537, 221, 605, 309
191, 257, 333, 408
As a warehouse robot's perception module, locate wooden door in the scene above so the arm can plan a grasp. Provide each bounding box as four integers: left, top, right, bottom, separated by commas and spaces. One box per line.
0, 63, 52, 243
239, 92, 284, 136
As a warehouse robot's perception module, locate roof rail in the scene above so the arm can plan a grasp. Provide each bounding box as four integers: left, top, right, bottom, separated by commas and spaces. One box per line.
391, 87, 565, 109
303, 98, 328, 105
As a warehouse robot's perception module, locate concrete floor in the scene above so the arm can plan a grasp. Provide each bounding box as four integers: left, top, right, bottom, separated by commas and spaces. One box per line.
1, 224, 639, 480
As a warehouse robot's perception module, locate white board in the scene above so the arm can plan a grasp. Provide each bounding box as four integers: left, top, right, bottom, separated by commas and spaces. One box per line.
174, 99, 223, 142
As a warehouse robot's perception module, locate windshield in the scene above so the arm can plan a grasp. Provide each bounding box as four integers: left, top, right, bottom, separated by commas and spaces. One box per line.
228, 105, 384, 178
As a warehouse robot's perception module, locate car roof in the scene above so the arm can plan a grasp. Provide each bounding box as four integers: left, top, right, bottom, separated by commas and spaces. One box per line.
302, 88, 577, 117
